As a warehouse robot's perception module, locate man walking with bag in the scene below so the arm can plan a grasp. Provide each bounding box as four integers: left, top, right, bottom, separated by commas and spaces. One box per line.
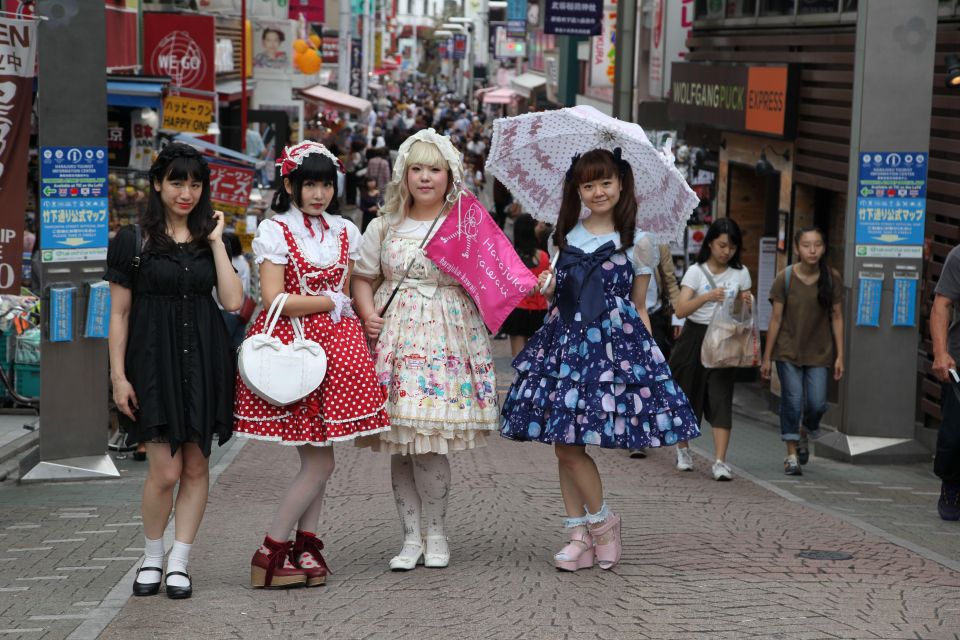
931, 244, 960, 521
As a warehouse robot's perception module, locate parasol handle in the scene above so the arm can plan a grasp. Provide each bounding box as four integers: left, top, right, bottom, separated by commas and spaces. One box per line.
540, 251, 561, 295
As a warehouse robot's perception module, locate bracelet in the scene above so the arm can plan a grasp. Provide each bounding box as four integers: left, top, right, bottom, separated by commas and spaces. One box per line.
325, 291, 356, 324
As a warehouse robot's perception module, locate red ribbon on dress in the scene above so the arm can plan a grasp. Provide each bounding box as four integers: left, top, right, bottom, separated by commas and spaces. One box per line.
302, 213, 330, 242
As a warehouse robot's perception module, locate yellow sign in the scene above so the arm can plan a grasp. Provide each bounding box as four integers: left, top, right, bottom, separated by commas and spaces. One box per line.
375, 32, 383, 69
161, 95, 214, 134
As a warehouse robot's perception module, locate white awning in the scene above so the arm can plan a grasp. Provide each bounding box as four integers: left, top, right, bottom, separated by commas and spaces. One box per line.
510, 72, 546, 99
482, 87, 519, 105
216, 79, 256, 102
297, 84, 372, 116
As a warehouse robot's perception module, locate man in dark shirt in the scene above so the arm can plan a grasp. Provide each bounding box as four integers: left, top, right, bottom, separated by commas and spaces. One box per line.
931, 245, 960, 521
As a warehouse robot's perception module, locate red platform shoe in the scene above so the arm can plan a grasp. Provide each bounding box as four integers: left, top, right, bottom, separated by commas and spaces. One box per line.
251, 535, 307, 588
293, 530, 331, 587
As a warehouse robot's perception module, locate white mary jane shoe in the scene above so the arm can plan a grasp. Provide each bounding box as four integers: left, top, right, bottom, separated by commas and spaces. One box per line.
423, 535, 450, 568
389, 539, 424, 571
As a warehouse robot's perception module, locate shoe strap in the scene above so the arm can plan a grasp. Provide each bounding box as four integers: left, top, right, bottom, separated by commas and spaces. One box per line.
137, 566, 163, 575
165, 571, 190, 581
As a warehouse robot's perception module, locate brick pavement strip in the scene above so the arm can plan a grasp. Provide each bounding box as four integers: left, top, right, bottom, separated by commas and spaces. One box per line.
92, 436, 960, 640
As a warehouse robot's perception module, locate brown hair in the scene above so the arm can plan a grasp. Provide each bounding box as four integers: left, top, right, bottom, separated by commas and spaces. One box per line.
552, 148, 636, 250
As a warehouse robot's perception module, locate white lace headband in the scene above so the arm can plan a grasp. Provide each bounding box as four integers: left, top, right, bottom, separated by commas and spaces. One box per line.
276, 141, 345, 176
392, 128, 464, 186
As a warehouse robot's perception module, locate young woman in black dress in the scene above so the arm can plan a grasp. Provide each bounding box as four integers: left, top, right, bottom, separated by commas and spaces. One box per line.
105, 143, 243, 599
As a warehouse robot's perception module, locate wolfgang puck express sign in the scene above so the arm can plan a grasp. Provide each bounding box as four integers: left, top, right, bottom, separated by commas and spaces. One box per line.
668, 63, 798, 138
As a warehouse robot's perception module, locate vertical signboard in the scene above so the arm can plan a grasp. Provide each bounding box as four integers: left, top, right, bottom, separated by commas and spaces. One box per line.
143, 12, 216, 92
507, 0, 528, 36
589, 5, 616, 88
453, 34, 467, 61
649, 0, 693, 99
39, 147, 110, 263
350, 37, 362, 96
544, 0, 602, 35
0, 15, 37, 292
854, 151, 927, 259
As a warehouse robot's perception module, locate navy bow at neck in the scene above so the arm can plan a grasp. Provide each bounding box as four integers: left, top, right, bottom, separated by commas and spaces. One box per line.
555, 241, 619, 325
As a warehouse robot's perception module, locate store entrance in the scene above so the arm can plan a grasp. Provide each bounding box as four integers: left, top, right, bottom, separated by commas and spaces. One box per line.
725, 162, 781, 297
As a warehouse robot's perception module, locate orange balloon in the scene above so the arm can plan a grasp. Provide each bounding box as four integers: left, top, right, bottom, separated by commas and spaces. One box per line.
299, 49, 321, 74
293, 38, 309, 54
293, 51, 306, 70
308, 34, 321, 48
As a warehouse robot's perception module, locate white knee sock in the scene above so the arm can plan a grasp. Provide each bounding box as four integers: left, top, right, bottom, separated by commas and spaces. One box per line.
166, 540, 192, 588
135, 536, 164, 585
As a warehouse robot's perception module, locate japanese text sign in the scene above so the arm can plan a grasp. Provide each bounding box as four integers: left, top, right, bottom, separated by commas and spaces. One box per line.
854, 152, 927, 258
39, 147, 110, 263
162, 95, 215, 134
209, 161, 256, 213
544, 0, 602, 36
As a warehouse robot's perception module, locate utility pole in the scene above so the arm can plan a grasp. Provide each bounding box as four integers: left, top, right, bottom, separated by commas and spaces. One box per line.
361, 0, 370, 99
339, 0, 351, 92
612, 0, 636, 120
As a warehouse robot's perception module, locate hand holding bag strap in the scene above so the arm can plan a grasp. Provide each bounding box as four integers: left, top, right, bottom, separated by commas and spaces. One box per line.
698, 263, 719, 291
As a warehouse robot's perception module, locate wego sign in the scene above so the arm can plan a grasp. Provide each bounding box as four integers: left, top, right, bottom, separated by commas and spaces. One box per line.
144, 13, 215, 92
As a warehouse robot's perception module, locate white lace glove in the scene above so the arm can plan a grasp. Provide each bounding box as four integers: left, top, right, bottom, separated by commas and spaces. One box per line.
324, 291, 356, 324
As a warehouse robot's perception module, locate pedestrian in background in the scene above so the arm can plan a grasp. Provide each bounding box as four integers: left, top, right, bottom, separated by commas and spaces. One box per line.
501, 214, 549, 357
352, 130, 500, 571
234, 142, 390, 589
358, 176, 382, 233
500, 149, 699, 573
106, 143, 242, 599
218, 232, 252, 352
761, 227, 844, 476
365, 147, 392, 195
630, 243, 682, 459
930, 241, 960, 521
670, 217, 752, 481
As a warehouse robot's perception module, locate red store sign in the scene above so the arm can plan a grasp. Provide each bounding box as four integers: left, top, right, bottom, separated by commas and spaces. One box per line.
143, 12, 215, 92
209, 161, 256, 211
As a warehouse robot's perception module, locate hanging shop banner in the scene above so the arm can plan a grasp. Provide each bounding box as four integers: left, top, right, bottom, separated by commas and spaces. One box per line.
452, 34, 467, 61
853, 152, 927, 260
144, 12, 216, 92
648, 0, 693, 99
589, 5, 616, 88
668, 63, 799, 138
253, 18, 295, 78
209, 161, 256, 215
289, 0, 324, 22
350, 37, 362, 96
891, 270, 919, 327
321, 34, 339, 64
855, 268, 883, 328
106, 0, 139, 70
544, 0, 602, 36
107, 108, 132, 167
129, 109, 158, 171
0, 16, 37, 293
161, 95, 215, 134
507, 0, 528, 36
39, 147, 110, 263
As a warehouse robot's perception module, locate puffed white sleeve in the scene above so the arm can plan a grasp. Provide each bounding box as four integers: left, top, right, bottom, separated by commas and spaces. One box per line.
251, 219, 289, 265
353, 216, 385, 279
630, 230, 657, 276
343, 219, 363, 262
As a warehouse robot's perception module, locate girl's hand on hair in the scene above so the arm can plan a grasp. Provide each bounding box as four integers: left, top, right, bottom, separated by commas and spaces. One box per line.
209, 210, 226, 243
362, 313, 385, 340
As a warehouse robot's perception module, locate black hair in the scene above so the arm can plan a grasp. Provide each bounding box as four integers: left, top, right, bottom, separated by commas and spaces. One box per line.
553, 149, 636, 251
270, 153, 340, 215
262, 28, 284, 42
696, 217, 744, 269
513, 214, 539, 268
223, 232, 242, 258
793, 226, 834, 311
143, 142, 215, 253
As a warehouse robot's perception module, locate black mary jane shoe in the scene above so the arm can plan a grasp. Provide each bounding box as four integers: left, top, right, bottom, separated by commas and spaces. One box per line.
132, 566, 163, 596
164, 571, 193, 599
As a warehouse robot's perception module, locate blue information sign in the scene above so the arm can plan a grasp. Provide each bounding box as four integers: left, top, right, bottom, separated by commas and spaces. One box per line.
854, 152, 927, 255
507, 0, 527, 36
891, 276, 918, 327
855, 276, 882, 328
39, 146, 109, 263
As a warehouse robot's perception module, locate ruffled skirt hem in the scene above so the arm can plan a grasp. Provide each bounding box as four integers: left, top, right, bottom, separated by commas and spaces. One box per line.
356, 423, 493, 455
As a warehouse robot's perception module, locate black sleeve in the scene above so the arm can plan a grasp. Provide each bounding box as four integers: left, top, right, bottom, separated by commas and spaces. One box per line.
103, 225, 137, 289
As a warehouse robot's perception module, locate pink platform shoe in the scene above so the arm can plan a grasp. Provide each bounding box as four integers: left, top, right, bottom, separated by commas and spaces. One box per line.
554, 526, 594, 572
590, 513, 622, 570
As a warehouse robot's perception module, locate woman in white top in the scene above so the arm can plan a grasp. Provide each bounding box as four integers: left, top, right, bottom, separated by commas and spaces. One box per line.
670, 218, 752, 481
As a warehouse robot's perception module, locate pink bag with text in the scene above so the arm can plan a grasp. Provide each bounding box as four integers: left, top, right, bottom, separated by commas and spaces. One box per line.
423, 192, 538, 333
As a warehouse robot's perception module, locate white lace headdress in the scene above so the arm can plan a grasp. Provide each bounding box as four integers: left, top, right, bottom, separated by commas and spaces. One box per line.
276, 141, 345, 176
391, 128, 464, 186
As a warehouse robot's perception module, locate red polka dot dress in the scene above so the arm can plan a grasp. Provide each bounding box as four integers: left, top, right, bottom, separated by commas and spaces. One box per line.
234, 219, 390, 445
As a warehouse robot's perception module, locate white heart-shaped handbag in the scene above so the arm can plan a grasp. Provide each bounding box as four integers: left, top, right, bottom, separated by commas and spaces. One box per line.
238, 293, 328, 406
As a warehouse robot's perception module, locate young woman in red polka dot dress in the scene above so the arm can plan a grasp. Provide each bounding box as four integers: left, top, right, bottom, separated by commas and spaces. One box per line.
234, 142, 390, 588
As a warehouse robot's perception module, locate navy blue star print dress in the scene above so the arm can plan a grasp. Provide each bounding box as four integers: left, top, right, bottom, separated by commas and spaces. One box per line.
501, 226, 700, 449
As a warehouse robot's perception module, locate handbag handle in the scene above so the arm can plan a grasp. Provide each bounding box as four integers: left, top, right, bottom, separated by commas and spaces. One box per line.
262, 292, 310, 342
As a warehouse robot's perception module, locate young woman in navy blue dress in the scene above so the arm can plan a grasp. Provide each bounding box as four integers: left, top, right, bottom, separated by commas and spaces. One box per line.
500, 149, 699, 572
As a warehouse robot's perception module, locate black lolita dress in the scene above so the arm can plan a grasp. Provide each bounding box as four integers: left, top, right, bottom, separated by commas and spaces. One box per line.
104, 225, 234, 456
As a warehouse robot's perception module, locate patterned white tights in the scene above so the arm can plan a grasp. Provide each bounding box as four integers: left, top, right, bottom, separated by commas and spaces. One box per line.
391, 453, 451, 555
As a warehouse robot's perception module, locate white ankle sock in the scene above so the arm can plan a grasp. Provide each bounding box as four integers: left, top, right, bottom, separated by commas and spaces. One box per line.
135, 536, 164, 585
166, 540, 192, 588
